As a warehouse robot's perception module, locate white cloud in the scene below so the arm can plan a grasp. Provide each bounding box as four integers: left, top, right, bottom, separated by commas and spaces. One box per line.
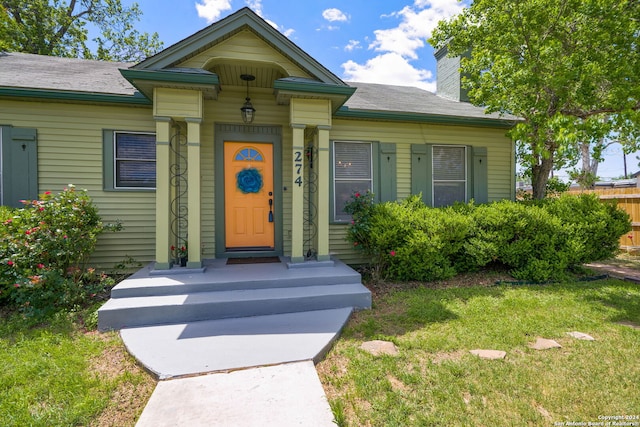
245, 0, 263, 15
342, 52, 435, 92
345, 40, 361, 52
322, 8, 349, 22
244, 0, 295, 39
195, 0, 232, 24
340, 0, 467, 91
370, 1, 466, 59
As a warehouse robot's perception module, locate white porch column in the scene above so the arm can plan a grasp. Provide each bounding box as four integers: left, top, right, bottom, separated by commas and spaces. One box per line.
316, 125, 331, 261
291, 124, 306, 263
186, 118, 202, 268
154, 117, 172, 270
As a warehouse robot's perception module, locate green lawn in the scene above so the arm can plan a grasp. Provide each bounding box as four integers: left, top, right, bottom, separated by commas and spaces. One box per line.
0, 309, 154, 427
318, 278, 640, 426
2, 274, 639, 426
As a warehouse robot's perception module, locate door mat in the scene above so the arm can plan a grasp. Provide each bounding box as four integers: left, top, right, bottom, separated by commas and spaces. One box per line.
226, 256, 281, 265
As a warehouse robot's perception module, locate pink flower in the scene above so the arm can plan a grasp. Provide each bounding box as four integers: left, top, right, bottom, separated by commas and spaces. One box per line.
63, 235, 68, 239
355, 192, 360, 198
37, 263, 45, 269
390, 250, 396, 257
4, 218, 12, 224
44, 191, 51, 195
628, 234, 633, 240
14, 283, 20, 288
38, 207, 44, 211
7, 260, 14, 266
171, 245, 176, 251
25, 230, 31, 235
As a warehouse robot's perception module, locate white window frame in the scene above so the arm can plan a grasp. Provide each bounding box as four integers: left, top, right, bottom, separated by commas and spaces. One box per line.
432, 145, 467, 207
113, 131, 156, 190
332, 140, 374, 222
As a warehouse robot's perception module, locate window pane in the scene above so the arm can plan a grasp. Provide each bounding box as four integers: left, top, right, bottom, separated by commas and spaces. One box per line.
433, 146, 465, 180
433, 182, 466, 207
335, 142, 371, 179
116, 161, 156, 188
114, 132, 156, 188
116, 133, 155, 160
334, 181, 372, 222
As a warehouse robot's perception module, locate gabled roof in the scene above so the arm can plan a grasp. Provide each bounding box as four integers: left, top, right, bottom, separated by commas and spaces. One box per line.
134, 7, 346, 86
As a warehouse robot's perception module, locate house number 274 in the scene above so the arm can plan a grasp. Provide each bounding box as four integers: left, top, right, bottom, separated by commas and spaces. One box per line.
294, 151, 303, 187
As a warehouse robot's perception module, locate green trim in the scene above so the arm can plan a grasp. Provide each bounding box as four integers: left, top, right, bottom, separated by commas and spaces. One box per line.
335, 107, 515, 129
135, 8, 346, 85
0, 87, 151, 105
120, 69, 220, 86
273, 79, 356, 96
214, 124, 283, 257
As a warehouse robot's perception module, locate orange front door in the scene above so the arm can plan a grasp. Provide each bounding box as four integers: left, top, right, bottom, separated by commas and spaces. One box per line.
224, 141, 274, 249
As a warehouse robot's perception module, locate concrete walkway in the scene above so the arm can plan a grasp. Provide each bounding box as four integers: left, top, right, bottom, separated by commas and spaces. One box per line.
585, 261, 640, 283
127, 308, 351, 425
136, 361, 335, 427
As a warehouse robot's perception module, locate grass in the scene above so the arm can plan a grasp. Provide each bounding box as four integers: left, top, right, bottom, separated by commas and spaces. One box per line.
1, 256, 638, 426
0, 308, 155, 427
317, 276, 640, 426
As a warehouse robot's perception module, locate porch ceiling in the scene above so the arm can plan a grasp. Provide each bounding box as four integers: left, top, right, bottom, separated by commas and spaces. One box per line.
208, 62, 287, 89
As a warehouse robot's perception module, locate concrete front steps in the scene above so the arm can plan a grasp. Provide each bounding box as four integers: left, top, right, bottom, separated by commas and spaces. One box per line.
98, 257, 371, 332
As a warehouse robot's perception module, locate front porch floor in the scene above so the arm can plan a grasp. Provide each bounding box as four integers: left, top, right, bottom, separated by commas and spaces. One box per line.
98, 257, 371, 379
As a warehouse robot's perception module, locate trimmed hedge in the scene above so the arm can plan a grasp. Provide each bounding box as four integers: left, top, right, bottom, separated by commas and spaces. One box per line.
345, 193, 630, 282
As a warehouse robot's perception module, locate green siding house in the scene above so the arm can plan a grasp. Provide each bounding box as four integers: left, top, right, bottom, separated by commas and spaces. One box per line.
0, 7, 516, 269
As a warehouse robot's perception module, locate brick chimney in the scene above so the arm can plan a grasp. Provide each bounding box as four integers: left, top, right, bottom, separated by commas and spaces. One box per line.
434, 45, 469, 102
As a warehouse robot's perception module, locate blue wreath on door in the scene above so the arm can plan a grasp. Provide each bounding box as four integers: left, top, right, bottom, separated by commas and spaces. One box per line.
236, 167, 263, 193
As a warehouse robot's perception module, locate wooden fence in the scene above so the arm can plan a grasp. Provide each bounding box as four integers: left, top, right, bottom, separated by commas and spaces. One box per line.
566, 187, 640, 249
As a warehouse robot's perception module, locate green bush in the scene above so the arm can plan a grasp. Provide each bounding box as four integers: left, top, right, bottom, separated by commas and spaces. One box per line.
541, 193, 630, 264
346, 194, 475, 281
345, 192, 631, 282
0, 186, 121, 315
468, 201, 572, 281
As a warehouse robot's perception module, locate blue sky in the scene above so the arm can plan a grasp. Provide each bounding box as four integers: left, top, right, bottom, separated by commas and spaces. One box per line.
124, 0, 635, 179
127, 0, 467, 92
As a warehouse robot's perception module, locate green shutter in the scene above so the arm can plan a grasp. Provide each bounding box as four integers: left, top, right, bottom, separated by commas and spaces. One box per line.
2, 126, 38, 207
379, 143, 396, 202
411, 144, 432, 206
472, 146, 488, 204
103, 130, 116, 191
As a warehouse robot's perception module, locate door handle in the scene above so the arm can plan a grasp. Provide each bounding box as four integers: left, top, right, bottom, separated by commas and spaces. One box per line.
268, 197, 274, 222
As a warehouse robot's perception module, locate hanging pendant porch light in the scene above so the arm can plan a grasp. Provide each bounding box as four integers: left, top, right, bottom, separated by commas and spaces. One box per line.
240, 74, 256, 124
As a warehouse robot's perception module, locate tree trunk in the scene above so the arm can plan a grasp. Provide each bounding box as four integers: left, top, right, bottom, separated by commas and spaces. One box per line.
531, 156, 555, 199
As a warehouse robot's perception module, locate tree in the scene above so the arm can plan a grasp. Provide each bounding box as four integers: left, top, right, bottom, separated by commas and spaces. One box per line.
0, 0, 163, 62
430, 0, 640, 199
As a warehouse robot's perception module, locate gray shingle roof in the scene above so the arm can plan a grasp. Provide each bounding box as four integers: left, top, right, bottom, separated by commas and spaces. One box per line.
344, 81, 515, 121
0, 52, 516, 122
0, 51, 136, 95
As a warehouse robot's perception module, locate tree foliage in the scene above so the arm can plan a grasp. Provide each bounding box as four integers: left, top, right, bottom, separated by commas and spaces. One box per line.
0, 0, 163, 62
430, 0, 640, 198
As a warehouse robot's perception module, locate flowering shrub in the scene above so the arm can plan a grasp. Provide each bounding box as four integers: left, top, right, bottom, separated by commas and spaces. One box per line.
0, 186, 121, 315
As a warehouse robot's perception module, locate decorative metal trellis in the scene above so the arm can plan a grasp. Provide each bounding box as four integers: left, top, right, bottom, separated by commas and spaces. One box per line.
170, 122, 188, 264
303, 141, 318, 260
